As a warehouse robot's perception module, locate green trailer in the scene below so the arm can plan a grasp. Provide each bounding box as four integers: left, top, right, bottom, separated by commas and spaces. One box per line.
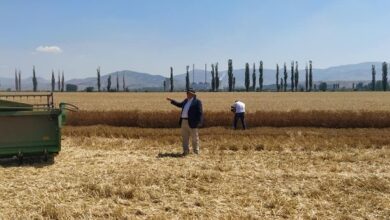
0, 93, 77, 163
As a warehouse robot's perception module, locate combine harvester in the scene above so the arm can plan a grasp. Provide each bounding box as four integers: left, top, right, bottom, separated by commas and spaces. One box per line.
0, 93, 77, 163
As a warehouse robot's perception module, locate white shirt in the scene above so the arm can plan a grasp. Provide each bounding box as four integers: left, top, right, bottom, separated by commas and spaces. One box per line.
233, 101, 245, 113
181, 98, 194, 118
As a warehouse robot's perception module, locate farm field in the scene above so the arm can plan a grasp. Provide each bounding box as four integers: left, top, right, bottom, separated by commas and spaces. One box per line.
1, 92, 389, 219
51, 92, 390, 112
0, 126, 389, 219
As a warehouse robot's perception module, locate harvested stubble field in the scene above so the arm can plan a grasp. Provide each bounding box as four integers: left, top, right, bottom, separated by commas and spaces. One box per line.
0, 126, 389, 219
1, 92, 389, 219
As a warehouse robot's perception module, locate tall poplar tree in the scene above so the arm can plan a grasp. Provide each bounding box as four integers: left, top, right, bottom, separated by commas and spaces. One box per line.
294, 61, 299, 91
215, 63, 220, 91
276, 64, 279, 92
15, 69, 18, 91
211, 64, 215, 91
280, 77, 284, 92
283, 63, 287, 92
309, 60, 313, 91
18, 70, 21, 91
51, 70, 55, 92
305, 64, 308, 92
245, 63, 250, 92
61, 71, 65, 92
170, 67, 174, 92
259, 61, 263, 92
290, 61, 294, 92
116, 73, 119, 91
371, 64, 376, 91
123, 74, 126, 91
228, 59, 233, 92
97, 67, 101, 92
58, 72, 61, 91
382, 62, 388, 91
32, 66, 37, 92
252, 63, 256, 91
107, 75, 111, 91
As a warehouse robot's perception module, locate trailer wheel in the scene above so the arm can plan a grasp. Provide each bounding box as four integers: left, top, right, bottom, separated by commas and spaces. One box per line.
17, 152, 23, 165
43, 149, 48, 162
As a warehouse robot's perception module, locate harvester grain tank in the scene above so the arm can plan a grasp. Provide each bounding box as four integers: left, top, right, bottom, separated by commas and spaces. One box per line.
0, 93, 77, 163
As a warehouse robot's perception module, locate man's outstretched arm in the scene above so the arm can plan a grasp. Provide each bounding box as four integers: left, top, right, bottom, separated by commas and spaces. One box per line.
166, 97, 184, 108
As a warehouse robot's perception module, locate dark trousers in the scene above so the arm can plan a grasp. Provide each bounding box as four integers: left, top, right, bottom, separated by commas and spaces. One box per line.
234, 112, 246, 130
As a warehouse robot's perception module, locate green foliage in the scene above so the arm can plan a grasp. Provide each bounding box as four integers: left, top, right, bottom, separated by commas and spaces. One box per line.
371, 65, 376, 91
51, 70, 55, 92
252, 63, 256, 91
116, 73, 119, 91
85, 87, 94, 92
32, 66, 37, 92
305, 64, 308, 92
294, 61, 299, 91
290, 61, 294, 92
215, 63, 220, 91
319, 82, 327, 91
259, 61, 263, 92
276, 64, 279, 92
61, 72, 65, 92
283, 63, 287, 92
170, 67, 173, 92
245, 63, 250, 92
66, 84, 78, 92
97, 67, 101, 92
58, 72, 61, 91
18, 70, 21, 91
309, 60, 313, 91
107, 75, 111, 91
228, 59, 233, 92
211, 64, 215, 91
122, 74, 126, 91
382, 62, 388, 91
15, 69, 18, 92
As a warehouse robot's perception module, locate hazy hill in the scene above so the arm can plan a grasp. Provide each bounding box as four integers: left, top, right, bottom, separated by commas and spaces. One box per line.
66, 70, 168, 90
0, 62, 383, 91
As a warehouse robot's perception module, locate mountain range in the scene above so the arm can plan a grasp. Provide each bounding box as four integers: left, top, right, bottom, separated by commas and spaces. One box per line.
0, 62, 382, 91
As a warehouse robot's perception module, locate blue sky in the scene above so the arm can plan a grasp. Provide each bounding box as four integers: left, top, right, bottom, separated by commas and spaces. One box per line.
1, 0, 390, 79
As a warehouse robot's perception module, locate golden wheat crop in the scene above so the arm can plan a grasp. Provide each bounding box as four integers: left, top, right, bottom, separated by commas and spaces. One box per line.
53, 92, 390, 112
67, 110, 390, 128
0, 126, 388, 219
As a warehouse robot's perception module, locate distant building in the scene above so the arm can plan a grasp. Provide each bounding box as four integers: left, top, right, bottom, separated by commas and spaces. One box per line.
191, 82, 210, 91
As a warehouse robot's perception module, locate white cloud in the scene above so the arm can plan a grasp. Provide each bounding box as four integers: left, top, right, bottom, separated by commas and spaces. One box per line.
36, 45, 63, 54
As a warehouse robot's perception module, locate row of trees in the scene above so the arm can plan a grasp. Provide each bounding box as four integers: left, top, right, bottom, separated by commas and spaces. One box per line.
275, 61, 313, 92
13, 61, 390, 92
50, 70, 65, 92
370, 62, 389, 91
96, 67, 127, 92
13, 66, 65, 92
165, 60, 314, 92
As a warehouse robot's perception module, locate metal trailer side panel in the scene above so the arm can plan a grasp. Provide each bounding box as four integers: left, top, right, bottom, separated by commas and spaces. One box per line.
0, 112, 61, 158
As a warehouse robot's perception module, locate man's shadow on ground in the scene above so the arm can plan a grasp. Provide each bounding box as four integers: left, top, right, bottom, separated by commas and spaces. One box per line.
0, 156, 55, 168
157, 152, 185, 158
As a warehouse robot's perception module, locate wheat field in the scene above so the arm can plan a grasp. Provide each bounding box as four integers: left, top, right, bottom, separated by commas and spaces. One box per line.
0, 127, 389, 219
53, 92, 390, 112
0, 92, 389, 219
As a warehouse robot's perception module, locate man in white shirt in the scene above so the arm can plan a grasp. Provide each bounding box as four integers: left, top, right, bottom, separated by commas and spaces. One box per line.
167, 88, 203, 155
231, 100, 246, 130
